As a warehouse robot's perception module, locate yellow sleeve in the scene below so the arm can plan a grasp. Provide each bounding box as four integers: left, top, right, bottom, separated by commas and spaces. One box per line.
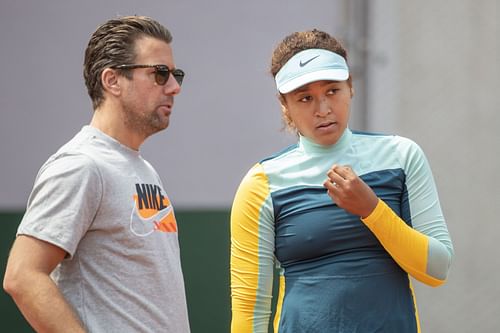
231, 164, 275, 333
361, 199, 449, 287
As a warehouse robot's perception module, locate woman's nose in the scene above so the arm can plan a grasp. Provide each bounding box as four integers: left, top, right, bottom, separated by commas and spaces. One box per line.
316, 97, 332, 116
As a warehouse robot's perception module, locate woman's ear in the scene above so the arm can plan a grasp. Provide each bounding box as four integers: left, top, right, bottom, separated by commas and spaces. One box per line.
278, 93, 287, 108
279, 94, 289, 119
101, 68, 121, 97
279, 94, 295, 131
347, 76, 354, 98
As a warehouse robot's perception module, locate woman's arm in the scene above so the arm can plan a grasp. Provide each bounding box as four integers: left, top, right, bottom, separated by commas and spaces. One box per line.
324, 155, 453, 287
231, 164, 275, 333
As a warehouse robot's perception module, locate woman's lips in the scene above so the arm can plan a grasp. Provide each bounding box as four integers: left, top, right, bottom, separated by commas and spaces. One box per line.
317, 121, 336, 129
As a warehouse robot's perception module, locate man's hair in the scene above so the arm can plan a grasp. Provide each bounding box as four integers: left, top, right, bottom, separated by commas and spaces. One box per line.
83, 16, 172, 109
270, 29, 348, 78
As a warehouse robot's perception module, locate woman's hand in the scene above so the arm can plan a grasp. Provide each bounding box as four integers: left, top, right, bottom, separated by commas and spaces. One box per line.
323, 164, 379, 218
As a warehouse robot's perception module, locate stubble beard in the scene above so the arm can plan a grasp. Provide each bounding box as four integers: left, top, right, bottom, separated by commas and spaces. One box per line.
122, 104, 168, 139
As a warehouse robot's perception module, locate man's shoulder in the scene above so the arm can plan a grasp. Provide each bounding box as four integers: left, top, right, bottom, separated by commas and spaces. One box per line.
50, 125, 132, 167
37, 127, 106, 179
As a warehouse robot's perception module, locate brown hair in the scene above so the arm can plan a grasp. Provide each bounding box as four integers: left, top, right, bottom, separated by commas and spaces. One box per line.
83, 16, 172, 109
270, 29, 350, 132
270, 29, 348, 77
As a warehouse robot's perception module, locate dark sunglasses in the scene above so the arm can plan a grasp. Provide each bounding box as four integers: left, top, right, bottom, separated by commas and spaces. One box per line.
112, 64, 185, 86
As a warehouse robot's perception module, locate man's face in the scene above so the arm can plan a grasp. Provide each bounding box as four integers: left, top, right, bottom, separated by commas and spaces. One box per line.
119, 37, 181, 137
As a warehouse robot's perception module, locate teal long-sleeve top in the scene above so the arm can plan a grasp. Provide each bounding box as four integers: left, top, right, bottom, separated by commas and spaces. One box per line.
230, 128, 454, 333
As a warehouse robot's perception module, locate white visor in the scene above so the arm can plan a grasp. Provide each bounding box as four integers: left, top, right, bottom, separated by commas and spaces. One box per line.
275, 49, 349, 94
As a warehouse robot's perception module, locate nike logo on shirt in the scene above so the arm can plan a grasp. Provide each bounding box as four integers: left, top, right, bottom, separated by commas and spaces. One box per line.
130, 204, 175, 236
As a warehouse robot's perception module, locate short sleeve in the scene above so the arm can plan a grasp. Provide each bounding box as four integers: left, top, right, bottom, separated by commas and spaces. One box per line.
18, 153, 103, 257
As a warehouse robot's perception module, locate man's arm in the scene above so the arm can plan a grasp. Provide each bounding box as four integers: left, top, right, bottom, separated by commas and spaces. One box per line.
3, 235, 86, 333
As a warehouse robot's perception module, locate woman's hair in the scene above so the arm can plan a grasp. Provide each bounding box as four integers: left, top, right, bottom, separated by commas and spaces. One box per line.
270, 29, 350, 133
270, 29, 348, 78
83, 16, 172, 110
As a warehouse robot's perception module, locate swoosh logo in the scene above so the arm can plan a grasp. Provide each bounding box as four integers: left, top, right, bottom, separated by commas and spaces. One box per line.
129, 204, 175, 236
299, 55, 320, 67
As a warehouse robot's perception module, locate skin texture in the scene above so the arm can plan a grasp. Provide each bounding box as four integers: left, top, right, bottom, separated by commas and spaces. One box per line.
323, 164, 379, 218
3, 236, 85, 333
92, 36, 181, 150
281, 79, 378, 218
3, 37, 180, 332
281, 80, 351, 146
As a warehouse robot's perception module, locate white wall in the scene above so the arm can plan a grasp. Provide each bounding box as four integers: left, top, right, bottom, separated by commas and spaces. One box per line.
0, 0, 359, 210
367, 1, 500, 331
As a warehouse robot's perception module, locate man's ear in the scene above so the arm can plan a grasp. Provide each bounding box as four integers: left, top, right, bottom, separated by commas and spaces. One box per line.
101, 68, 121, 97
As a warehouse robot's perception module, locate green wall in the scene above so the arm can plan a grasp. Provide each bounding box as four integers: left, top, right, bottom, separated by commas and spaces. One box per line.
1, 212, 32, 332
0, 210, 233, 333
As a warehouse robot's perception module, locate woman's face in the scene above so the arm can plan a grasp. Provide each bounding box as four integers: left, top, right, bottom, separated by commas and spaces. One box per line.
281, 80, 352, 146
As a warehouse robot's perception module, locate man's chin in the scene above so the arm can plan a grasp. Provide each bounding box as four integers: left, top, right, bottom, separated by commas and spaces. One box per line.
152, 120, 170, 133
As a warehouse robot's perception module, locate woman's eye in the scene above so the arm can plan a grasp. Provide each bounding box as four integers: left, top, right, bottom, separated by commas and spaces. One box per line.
299, 95, 312, 102
327, 88, 340, 95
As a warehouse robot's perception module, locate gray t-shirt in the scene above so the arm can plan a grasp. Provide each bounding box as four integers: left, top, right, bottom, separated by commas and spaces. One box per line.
18, 126, 190, 333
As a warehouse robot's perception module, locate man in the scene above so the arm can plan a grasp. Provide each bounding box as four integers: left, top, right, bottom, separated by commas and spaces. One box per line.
3, 16, 190, 332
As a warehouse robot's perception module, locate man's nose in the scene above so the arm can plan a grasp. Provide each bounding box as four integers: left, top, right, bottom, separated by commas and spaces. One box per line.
164, 75, 181, 95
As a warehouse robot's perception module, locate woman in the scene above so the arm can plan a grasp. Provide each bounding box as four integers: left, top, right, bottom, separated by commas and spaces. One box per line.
230, 29, 454, 332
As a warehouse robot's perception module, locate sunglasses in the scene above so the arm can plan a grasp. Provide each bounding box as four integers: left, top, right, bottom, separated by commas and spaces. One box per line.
112, 64, 185, 86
